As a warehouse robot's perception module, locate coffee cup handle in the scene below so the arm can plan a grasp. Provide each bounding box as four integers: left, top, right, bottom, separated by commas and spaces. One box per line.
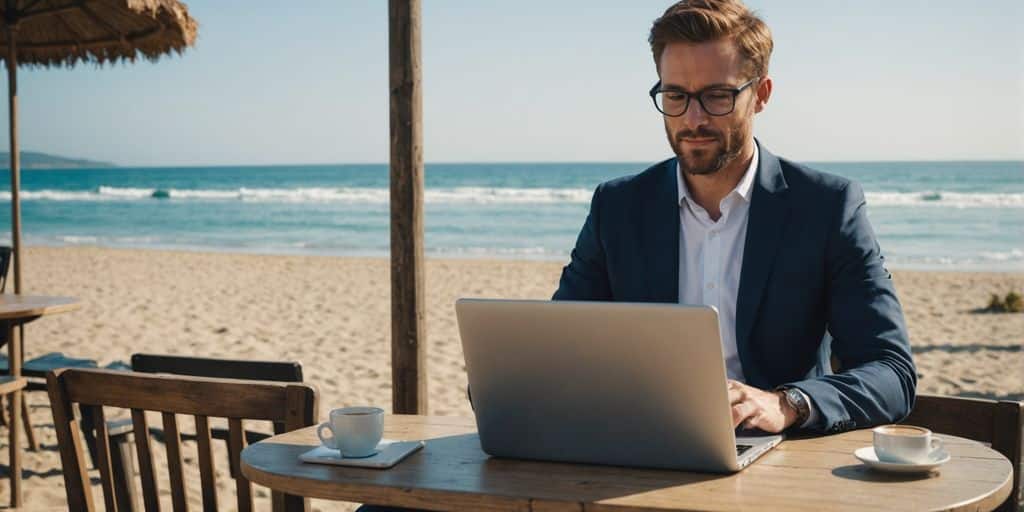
317, 422, 338, 450
929, 438, 944, 454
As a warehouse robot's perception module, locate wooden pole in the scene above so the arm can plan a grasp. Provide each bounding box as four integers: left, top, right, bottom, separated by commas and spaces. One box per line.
5, 21, 22, 512
6, 20, 21, 295
388, 0, 426, 414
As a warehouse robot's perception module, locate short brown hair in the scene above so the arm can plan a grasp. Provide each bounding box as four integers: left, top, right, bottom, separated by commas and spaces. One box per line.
649, 0, 773, 78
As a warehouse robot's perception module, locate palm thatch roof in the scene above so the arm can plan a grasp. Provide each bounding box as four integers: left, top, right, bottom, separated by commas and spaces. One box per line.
0, 0, 197, 67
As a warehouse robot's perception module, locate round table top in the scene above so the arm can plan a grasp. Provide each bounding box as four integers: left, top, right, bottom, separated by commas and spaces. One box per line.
0, 294, 79, 321
241, 414, 1014, 512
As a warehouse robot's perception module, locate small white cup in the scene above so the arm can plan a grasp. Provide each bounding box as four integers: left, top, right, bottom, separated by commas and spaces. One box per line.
873, 424, 944, 464
317, 406, 384, 458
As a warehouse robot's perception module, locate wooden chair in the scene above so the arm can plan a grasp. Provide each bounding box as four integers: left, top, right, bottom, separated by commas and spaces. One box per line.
48, 367, 318, 512
0, 245, 98, 451
0, 245, 29, 505
79, 354, 306, 511
0, 245, 31, 447
82, 354, 304, 454
902, 393, 1023, 512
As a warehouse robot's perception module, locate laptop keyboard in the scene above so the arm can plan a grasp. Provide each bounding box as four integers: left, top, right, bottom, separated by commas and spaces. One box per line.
736, 444, 753, 456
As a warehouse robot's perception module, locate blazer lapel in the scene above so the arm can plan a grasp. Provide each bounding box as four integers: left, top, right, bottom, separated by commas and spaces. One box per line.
735, 143, 790, 386
644, 158, 681, 303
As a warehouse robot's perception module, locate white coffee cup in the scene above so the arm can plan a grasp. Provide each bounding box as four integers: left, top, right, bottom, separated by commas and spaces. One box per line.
317, 406, 384, 458
872, 424, 944, 464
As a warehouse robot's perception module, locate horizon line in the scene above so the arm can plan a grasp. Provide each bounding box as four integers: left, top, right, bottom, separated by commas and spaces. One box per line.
18, 157, 1024, 170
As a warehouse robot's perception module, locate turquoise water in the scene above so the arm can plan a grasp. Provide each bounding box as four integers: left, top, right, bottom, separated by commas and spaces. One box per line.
0, 160, 1021, 270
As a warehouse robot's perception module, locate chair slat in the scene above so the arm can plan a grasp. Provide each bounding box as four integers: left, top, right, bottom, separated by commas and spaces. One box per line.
195, 415, 218, 512
132, 409, 161, 512
284, 385, 319, 433
229, 418, 253, 512
110, 433, 140, 512
46, 370, 95, 511
89, 405, 119, 512
162, 412, 189, 512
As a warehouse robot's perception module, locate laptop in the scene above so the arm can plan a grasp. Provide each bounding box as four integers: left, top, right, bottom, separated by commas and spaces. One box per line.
455, 298, 783, 472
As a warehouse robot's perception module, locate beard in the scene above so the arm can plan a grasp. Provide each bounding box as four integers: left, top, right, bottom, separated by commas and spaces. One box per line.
665, 123, 745, 176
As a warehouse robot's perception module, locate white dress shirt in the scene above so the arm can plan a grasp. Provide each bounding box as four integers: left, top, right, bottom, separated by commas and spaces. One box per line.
677, 144, 758, 382
676, 143, 817, 426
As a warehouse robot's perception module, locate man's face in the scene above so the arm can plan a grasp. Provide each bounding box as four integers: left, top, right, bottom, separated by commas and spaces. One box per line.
658, 39, 768, 176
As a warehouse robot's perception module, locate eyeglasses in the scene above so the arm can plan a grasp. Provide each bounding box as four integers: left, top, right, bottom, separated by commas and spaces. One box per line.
649, 77, 760, 117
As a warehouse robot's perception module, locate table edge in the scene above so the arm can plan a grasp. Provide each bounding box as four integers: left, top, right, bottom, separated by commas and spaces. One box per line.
0, 297, 80, 320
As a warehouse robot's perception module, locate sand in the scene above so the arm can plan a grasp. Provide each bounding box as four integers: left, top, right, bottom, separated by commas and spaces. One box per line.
2, 246, 1021, 510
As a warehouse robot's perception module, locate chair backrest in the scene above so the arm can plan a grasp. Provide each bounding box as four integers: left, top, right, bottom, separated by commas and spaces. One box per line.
48, 368, 318, 512
131, 353, 303, 382
902, 393, 1023, 512
0, 245, 10, 293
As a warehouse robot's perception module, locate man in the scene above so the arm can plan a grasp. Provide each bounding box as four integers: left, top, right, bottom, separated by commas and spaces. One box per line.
553, 0, 916, 434
358, 2, 916, 510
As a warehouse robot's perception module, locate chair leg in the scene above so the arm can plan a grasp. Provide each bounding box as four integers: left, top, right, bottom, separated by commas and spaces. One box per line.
8, 390, 21, 508
0, 394, 6, 427
111, 433, 139, 512
20, 398, 37, 451
277, 492, 309, 512
274, 490, 309, 512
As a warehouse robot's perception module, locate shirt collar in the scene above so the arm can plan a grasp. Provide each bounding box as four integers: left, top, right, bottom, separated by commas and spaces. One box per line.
676, 141, 759, 207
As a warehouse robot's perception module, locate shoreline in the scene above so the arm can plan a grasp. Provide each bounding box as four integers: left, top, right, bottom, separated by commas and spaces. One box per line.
14, 242, 1024, 273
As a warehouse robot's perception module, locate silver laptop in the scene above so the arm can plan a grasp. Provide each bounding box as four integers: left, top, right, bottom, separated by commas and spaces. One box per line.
455, 298, 783, 472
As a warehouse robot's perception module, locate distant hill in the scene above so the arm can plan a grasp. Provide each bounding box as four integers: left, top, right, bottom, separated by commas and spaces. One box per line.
1, 151, 115, 169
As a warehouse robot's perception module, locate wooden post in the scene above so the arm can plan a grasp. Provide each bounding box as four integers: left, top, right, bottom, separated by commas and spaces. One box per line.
4, 18, 22, 508
6, 20, 21, 295
388, 0, 427, 414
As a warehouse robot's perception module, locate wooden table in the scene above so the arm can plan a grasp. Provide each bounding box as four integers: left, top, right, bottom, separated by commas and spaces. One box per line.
241, 415, 1014, 512
0, 294, 79, 507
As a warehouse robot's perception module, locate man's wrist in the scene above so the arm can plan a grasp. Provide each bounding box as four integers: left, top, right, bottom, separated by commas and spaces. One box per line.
776, 387, 811, 428
775, 390, 799, 428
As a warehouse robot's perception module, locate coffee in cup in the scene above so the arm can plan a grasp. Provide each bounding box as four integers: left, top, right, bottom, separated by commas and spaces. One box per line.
872, 424, 943, 464
317, 406, 384, 458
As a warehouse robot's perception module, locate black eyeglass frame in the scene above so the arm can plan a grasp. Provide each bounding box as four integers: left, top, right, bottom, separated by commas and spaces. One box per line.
648, 76, 760, 117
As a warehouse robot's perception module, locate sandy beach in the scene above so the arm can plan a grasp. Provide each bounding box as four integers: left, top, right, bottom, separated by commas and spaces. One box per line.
2, 246, 1021, 510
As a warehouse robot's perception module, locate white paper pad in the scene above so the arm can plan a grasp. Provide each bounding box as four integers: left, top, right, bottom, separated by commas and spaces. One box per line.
299, 439, 425, 469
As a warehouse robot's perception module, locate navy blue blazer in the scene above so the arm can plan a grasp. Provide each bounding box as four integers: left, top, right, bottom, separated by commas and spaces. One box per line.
553, 142, 917, 434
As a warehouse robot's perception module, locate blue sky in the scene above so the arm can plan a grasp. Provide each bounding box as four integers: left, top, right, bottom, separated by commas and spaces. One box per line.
7, 0, 1023, 166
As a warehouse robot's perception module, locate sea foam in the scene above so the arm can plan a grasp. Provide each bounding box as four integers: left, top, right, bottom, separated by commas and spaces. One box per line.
0, 187, 1021, 208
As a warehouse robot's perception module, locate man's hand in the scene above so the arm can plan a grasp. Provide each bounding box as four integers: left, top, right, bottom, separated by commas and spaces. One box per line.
727, 380, 798, 433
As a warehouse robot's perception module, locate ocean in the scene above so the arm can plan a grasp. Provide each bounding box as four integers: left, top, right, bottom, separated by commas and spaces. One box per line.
1, 160, 1021, 271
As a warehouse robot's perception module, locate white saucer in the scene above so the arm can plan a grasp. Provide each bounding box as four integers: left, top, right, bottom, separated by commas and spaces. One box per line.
854, 446, 950, 473
300, 439, 425, 469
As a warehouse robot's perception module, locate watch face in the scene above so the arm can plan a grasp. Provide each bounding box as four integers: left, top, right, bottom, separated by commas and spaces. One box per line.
782, 389, 805, 419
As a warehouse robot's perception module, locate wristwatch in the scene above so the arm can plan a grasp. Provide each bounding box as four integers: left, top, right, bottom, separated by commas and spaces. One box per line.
778, 386, 810, 427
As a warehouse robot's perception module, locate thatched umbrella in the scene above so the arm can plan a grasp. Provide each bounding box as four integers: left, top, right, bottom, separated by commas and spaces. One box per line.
0, 0, 197, 294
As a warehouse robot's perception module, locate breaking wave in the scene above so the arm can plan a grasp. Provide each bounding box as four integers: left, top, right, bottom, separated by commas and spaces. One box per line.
0, 187, 1021, 208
